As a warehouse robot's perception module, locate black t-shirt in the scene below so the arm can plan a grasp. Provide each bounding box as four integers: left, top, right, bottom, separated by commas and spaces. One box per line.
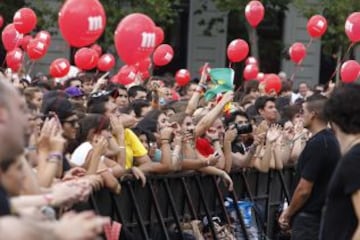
0, 185, 11, 216
293, 129, 340, 215
320, 144, 360, 240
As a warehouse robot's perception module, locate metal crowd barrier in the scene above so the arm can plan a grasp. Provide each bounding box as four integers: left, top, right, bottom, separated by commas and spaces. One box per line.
81, 168, 295, 240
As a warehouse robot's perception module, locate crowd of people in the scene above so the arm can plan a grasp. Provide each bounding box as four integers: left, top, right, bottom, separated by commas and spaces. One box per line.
0, 64, 359, 240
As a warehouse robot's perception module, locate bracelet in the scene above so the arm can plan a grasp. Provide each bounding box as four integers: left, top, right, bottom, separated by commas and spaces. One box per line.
119, 146, 126, 149
161, 138, 170, 141
43, 194, 54, 206
198, 83, 208, 90
47, 152, 62, 163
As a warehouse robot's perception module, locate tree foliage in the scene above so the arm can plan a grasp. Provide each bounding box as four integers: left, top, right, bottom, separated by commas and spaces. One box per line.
294, 0, 360, 55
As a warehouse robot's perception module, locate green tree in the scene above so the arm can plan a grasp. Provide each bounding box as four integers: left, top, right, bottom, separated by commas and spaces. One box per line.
294, 0, 360, 78
211, 0, 292, 60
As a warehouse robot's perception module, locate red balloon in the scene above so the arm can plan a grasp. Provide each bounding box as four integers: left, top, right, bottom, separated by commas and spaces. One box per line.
257, 72, 265, 82
227, 39, 249, 62
116, 65, 138, 85
13, 8, 37, 34
90, 44, 102, 57
6, 48, 24, 72
153, 44, 174, 66
36, 31, 51, 46
137, 57, 151, 72
114, 13, 156, 65
20, 35, 32, 51
340, 60, 360, 83
154, 26, 164, 46
175, 69, 191, 86
289, 42, 307, 64
245, 56, 258, 66
139, 70, 150, 80
245, 0, 265, 28
74, 47, 99, 70
307, 15, 327, 38
345, 12, 360, 43
97, 53, 115, 72
243, 64, 259, 81
59, 0, 106, 47
1, 24, 23, 51
49, 58, 70, 78
27, 38, 48, 60
0, 15, 4, 29
264, 74, 282, 94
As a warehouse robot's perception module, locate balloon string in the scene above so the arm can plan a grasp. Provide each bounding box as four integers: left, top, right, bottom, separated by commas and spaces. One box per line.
290, 38, 311, 83
327, 42, 354, 83
290, 63, 302, 82
27, 61, 35, 76
306, 38, 313, 49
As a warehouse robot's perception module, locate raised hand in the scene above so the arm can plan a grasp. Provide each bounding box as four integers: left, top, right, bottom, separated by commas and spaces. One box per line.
267, 124, 282, 143
109, 114, 124, 137
224, 127, 237, 142
92, 135, 108, 157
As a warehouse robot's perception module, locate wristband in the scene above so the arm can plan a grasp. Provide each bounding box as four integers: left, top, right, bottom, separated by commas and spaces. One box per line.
47, 152, 62, 163
198, 83, 208, 90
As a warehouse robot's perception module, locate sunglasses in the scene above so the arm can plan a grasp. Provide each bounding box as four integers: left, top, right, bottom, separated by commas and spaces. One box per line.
63, 119, 79, 127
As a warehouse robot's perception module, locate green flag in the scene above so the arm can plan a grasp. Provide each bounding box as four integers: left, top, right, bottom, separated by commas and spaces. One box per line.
204, 68, 235, 101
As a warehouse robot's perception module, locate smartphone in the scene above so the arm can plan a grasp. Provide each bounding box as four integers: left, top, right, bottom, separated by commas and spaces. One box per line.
213, 151, 220, 158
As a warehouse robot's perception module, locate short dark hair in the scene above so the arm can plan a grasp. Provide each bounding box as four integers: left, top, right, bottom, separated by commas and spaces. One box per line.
254, 96, 275, 114
87, 101, 106, 115
224, 110, 249, 127
64, 77, 82, 88
305, 94, 328, 123
131, 99, 150, 118
128, 85, 147, 98
325, 84, 360, 134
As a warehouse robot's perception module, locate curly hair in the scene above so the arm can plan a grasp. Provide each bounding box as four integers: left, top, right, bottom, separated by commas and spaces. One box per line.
324, 84, 360, 134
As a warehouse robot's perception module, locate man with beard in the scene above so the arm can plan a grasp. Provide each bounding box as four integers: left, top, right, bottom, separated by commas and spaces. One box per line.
278, 94, 340, 240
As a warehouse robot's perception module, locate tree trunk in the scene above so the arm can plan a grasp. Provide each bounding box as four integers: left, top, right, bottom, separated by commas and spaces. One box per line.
335, 46, 342, 85
247, 25, 259, 64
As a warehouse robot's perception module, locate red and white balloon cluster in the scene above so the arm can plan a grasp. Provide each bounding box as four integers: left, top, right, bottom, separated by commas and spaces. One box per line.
2, 8, 52, 71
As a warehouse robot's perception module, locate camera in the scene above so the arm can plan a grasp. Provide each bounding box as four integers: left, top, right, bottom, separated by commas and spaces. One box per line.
234, 123, 253, 135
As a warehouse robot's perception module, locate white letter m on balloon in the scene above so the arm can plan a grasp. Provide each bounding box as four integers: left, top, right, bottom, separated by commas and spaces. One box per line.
141, 32, 155, 48
88, 16, 103, 31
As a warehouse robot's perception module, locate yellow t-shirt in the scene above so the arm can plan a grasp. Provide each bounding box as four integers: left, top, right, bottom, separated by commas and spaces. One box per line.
124, 128, 148, 169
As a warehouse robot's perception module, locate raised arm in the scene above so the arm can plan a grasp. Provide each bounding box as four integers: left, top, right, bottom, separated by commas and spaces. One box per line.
194, 91, 234, 138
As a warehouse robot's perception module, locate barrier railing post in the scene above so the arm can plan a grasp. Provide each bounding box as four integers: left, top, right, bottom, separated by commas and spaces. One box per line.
194, 176, 218, 240
163, 178, 185, 240
278, 170, 291, 202
148, 180, 170, 240
211, 176, 232, 226
126, 181, 150, 240
181, 177, 198, 220
109, 193, 124, 223
229, 189, 250, 240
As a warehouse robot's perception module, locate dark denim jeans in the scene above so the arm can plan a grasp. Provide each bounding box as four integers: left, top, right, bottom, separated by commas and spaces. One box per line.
292, 212, 321, 240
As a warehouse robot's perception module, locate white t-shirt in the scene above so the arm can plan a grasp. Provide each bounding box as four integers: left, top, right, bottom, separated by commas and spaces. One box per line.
70, 142, 93, 166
